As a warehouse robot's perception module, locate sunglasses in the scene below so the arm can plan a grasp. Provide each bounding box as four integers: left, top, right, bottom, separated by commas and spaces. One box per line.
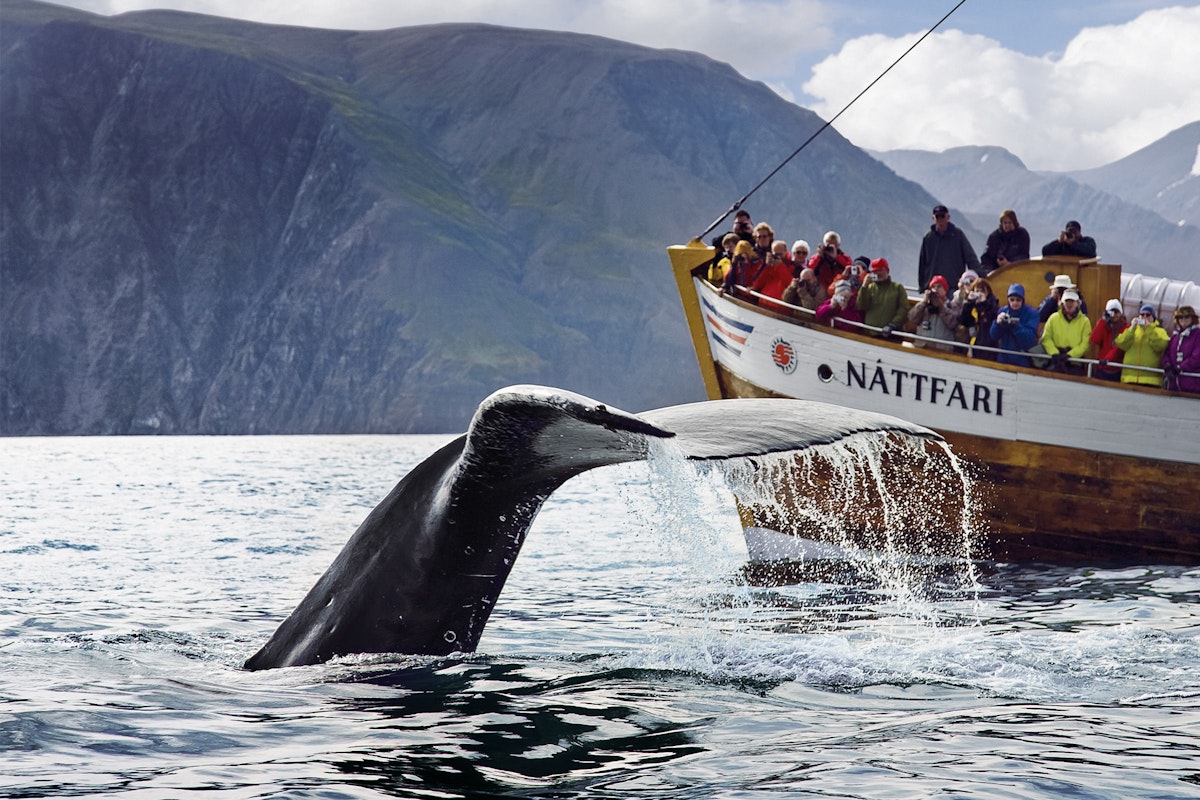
1176, 314, 1194, 320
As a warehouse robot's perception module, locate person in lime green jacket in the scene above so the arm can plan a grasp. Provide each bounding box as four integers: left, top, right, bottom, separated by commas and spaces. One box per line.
1040, 289, 1092, 372
1115, 304, 1169, 385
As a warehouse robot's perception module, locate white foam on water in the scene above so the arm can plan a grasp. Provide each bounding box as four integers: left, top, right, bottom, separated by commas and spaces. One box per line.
603, 431, 1059, 694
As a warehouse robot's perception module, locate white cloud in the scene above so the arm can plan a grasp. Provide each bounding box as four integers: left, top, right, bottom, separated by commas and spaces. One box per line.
801, 6, 1200, 171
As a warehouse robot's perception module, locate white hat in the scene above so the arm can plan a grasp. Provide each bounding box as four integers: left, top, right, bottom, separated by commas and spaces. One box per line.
1051, 274, 1075, 290
833, 279, 852, 294
1105, 298, 1122, 314
1062, 289, 1081, 302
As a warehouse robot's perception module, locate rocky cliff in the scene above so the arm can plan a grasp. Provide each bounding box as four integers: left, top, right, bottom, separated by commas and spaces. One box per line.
2, 1, 945, 433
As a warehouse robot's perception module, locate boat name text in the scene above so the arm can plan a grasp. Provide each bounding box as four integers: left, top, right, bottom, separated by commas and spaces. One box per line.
846, 360, 1004, 416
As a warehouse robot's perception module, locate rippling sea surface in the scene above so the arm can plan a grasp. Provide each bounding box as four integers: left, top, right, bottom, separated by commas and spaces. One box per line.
3, 435, 1199, 799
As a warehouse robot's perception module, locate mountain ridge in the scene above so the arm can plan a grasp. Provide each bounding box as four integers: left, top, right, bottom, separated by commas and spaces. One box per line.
2, 1, 949, 434
871, 143, 1200, 280
1066, 120, 1200, 228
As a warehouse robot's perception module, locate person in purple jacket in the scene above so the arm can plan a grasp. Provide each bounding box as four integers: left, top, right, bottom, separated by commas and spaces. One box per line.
1163, 305, 1200, 393
990, 283, 1039, 367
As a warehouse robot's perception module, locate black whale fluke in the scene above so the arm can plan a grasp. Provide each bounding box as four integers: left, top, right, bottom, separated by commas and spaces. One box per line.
243, 386, 937, 670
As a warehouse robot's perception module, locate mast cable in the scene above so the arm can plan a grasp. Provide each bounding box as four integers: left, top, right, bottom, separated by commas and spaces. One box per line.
698, 0, 969, 241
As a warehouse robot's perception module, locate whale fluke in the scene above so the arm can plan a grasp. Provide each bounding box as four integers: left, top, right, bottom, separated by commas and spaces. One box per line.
244, 386, 937, 670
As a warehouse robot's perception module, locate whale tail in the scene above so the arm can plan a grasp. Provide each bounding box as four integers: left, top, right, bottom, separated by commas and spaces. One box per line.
244, 386, 938, 670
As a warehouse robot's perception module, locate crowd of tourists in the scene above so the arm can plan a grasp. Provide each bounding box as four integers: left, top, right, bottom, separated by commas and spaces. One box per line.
706, 207, 1199, 393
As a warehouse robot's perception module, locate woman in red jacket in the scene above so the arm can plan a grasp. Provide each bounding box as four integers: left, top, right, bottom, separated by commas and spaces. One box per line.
750, 242, 796, 311
1090, 298, 1128, 380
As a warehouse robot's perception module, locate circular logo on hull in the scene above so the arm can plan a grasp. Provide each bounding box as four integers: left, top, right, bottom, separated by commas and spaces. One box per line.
771, 337, 797, 374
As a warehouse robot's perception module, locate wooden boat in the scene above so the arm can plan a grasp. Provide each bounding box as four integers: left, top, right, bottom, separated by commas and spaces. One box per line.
668, 244, 1200, 565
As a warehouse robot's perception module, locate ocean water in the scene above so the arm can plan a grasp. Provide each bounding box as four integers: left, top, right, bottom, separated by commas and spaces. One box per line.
2, 434, 1198, 799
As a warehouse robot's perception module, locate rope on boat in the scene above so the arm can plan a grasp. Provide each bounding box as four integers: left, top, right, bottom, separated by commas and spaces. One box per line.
698, 0, 970, 242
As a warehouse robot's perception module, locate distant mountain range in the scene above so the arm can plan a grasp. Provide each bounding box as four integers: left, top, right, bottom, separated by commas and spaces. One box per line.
872, 122, 1200, 280
2, 1, 1195, 435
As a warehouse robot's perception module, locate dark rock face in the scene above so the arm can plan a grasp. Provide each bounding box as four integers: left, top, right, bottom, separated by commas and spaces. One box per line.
2, 2, 942, 434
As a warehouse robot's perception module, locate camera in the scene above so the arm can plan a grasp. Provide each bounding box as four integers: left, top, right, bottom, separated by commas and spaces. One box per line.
824, 244, 836, 255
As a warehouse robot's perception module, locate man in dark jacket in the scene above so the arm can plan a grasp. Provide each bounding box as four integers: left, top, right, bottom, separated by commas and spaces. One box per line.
918, 205, 981, 290
1041, 220, 1097, 258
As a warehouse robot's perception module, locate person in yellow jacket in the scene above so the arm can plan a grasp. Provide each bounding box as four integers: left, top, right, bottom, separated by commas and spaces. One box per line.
708, 233, 739, 284
1040, 289, 1091, 372
1115, 304, 1169, 385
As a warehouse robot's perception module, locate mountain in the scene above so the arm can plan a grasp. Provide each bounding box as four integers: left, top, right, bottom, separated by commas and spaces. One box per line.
1, 0, 951, 435
1068, 121, 1200, 229
872, 144, 1200, 281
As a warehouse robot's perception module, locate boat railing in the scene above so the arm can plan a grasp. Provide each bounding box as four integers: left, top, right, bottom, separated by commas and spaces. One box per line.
732, 284, 1199, 387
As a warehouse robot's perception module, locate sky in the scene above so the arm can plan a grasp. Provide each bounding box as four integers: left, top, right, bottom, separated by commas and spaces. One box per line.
48, 0, 1200, 171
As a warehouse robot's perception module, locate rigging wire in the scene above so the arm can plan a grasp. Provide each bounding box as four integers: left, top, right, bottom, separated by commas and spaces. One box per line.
698, 0, 970, 242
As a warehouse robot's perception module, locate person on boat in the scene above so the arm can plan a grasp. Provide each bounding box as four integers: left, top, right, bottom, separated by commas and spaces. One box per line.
791, 240, 810, 276
1163, 306, 1200, 393
991, 284, 1039, 367
749, 243, 796, 310
855, 258, 908, 338
980, 209, 1031, 273
709, 209, 754, 251
708, 233, 739, 285
1115, 305, 1169, 385
842, 256, 871, 292
908, 275, 962, 352
1041, 220, 1097, 258
1038, 274, 1088, 324
752, 222, 776, 260
807, 230, 851, 289
960, 277, 1001, 360
918, 204, 981, 290
721, 240, 764, 297
1040, 289, 1092, 373
782, 267, 827, 312
1089, 299, 1129, 381
952, 269, 980, 306
815, 279, 863, 332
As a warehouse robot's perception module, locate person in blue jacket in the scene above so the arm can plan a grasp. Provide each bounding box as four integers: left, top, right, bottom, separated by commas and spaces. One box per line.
990, 283, 1039, 366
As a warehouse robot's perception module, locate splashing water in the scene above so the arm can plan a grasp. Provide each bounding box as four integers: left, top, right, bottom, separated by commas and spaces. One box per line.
615, 431, 987, 668
607, 438, 759, 672
722, 432, 984, 590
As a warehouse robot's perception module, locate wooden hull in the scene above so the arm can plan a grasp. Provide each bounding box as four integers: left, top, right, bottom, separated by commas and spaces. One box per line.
670, 242, 1200, 565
